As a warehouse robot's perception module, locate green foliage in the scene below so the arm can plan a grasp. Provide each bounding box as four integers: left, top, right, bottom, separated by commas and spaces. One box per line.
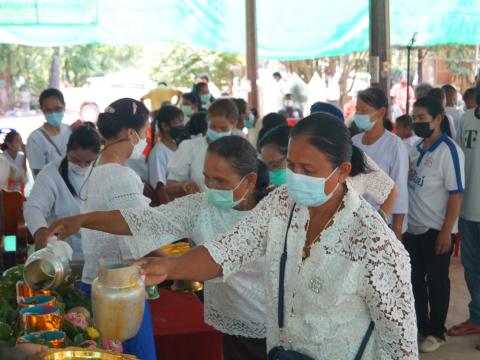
0, 44, 140, 102
0, 266, 91, 347
63, 44, 140, 87
150, 43, 244, 88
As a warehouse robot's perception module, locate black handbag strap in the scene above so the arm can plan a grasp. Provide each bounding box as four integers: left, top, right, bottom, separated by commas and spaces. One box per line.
277, 204, 296, 329
277, 204, 375, 359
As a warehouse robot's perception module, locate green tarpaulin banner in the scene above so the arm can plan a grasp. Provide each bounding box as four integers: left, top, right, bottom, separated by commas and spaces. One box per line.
0, 0, 479, 59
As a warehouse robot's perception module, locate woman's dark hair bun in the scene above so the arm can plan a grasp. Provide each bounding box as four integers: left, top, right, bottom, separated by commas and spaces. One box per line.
97, 98, 149, 139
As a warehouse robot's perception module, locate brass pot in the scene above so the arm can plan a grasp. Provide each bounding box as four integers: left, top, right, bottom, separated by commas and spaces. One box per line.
18, 295, 57, 309
17, 330, 65, 348
91, 262, 145, 341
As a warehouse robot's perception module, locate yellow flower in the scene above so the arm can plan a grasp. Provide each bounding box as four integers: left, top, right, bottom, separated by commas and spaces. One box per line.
87, 327, 100, 340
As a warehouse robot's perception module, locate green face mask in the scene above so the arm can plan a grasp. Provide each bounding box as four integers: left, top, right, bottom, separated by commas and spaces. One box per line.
205, 177, 246, 209
269, 169, 287, 186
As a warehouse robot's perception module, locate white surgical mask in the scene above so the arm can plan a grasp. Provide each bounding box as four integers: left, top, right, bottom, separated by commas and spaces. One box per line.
68, 162, 90, 177
130, 131, 147, 160
285, 100, 294, 107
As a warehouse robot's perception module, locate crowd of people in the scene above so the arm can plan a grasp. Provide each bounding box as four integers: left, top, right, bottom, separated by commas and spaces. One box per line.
0, 74, 479, 360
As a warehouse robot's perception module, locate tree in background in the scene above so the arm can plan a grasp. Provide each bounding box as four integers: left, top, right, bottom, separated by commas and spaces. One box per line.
150, 43, 244, 90
0, 44, 139, 112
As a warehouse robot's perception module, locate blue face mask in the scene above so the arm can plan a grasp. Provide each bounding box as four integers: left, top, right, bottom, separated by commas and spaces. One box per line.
269, 169, 287, 186
286, 168, 338, 207
45, 112, 64, 127
244, 113, 255, 129
207, 128, 231, 142
206, 177, 247, 209
353, 113, 375, 131
201, 94, 211, 104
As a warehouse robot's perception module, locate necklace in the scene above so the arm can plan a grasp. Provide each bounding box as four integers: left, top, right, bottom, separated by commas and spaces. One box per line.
302, 197, 345, 260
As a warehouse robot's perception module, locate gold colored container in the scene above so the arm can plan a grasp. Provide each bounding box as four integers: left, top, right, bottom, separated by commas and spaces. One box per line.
16, 280, 52, 299
18, 295, 57, 309
161, 243, 204, 293
91, 262, 145, 341
17, 330, 66, 348
40, 347, 137, 359
20, 305, 62, 332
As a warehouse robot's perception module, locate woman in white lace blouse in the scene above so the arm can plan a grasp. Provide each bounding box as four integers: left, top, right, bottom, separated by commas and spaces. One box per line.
49, 113, 418, 359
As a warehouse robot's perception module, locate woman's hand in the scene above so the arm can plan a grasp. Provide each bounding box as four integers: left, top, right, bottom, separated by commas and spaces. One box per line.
182, 181, 201, 195
435, 230, 452, 255
134, 257, 170, 286
34, 228, 49, 249
46, 215, 84, 240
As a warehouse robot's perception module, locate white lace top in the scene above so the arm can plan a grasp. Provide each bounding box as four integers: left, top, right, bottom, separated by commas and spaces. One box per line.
204, 184, 418, 359
81, 163, 150, 284
348, 154, 394, 206
120, 193, 266, 338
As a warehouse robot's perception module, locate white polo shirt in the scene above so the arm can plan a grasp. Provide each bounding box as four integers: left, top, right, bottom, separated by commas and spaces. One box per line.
408, 134, 465, 235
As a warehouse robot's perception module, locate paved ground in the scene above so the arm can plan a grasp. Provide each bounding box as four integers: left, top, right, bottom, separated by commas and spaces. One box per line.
421, 256, 480, 359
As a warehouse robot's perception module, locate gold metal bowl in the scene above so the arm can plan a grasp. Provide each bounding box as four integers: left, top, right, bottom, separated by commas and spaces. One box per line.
159, 242, 191, 256
41, 347, 137, 359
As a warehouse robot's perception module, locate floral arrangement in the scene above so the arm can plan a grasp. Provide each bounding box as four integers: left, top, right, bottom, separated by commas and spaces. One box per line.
0, 266, 122, 352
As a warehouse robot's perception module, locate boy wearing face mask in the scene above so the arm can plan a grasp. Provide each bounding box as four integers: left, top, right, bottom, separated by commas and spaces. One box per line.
279, 93, 303, 120
166, 98, 239, 198
1, 131, 26, 191
24, 125, 100, 260
26, 88, 71, 177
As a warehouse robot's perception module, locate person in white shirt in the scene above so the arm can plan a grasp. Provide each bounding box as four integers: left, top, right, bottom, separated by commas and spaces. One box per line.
351, 88, 409, 240
48, 113, 418, 359
443, 84, 464, 138
404, 96, 465, 353
0, 154, 25, 190
180, 92, 200, 124
23, 125, 100, 260
1, 131, 26, 191
395, 114, 422, 152
258, 124, 398, 219
232, 98, 251, 138
147, 105, 185, 205
447, 94, 480, 349
427, 87, 457, 141
166, 98, 240, 197
26, 88, 72, 177
79, 98, 156, 360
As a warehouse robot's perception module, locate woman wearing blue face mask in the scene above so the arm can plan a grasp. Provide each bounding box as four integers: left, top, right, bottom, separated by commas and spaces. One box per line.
47, 113, 418, 359
352, 87, 410, 240
166, 98, 239, 198
47, 136, 271, 360
26, 88, 72, 177
259, 123, 397, 218
24, 124, 100, 260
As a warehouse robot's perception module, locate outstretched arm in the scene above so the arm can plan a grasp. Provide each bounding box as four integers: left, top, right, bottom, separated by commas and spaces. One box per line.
46, 210, 131, 240
135, 246, 222, 285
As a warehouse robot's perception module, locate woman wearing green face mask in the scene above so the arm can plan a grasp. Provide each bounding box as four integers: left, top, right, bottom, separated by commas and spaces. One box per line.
47, 136, 271, 360
26, 88, 71, 177
259, 124, 398, 218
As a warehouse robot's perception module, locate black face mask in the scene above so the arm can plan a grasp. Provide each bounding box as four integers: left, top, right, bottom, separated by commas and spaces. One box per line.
414, 122, 434, 138
170, 125, 189, 145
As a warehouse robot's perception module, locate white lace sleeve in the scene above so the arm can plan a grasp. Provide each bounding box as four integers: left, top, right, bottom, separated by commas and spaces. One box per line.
204, 188, 280, 280
350, 154, 394, 205
120, 194, 203, 259
357, 210, 418, 359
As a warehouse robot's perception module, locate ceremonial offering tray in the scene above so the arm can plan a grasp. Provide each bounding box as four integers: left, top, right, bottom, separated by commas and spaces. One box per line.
18, 295, 57, 309
17, 330, 66, 348
161, 242, 204, 292
40, 347, 137, 359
